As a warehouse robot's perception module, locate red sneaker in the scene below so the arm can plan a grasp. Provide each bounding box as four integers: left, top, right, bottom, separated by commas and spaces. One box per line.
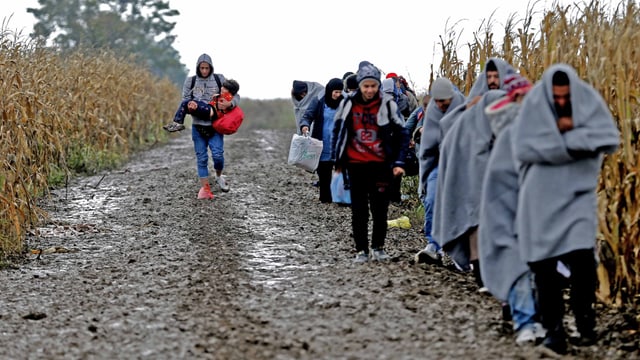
197, 186, 214, 199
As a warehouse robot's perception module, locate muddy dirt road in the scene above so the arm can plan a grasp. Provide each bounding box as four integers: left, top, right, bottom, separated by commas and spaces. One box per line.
1, 129, 637, 359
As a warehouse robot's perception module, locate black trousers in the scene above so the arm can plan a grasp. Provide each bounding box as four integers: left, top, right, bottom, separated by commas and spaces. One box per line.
528, 248, 597, 339
317, 161, 334, 203
346, 162, 392, 253
388, 175, 402, 203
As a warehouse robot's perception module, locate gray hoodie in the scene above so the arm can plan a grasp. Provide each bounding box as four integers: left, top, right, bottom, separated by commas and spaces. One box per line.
181, 53, 237, 127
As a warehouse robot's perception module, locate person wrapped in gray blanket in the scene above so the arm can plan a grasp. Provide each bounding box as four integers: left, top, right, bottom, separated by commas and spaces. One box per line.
512, 64, 620, 356
432, 89, 505, 275
414, 77, 465, 264
434, 57, 517, 288
479, 73, 545, 346
439, 57, 517, 139
291, 80, 324, 134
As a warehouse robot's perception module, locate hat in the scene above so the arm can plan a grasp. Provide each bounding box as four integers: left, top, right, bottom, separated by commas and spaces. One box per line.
503, 73, 532, 99
430, 77, 455, 100
292, 80, 307, 97
345, 74, 359, 90
326, 78, 344, 93
356, 61, 381, 86
386, 72, 398, 79
342, 71, 354, 80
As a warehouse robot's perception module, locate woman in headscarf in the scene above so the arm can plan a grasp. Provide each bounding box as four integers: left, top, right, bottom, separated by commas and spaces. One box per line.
300, 78, 344, 203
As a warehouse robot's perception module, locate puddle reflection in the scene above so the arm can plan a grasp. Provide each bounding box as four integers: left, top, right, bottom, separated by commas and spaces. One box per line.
240, 207, 317, 290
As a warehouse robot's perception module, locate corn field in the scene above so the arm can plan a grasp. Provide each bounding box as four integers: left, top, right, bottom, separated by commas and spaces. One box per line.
0, 30, 179, 260
434, 0, 639, 306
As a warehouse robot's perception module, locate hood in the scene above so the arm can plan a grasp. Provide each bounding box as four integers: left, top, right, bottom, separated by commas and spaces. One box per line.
195, 54, 213, 78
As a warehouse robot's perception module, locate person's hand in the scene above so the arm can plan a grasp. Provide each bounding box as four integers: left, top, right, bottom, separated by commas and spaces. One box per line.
466, 96, 482, 109
557, 116, 574, 133
187, 101, 198, 111
301, 126, 309, 135
408, 139, 415, 148
393, 166, 405, 177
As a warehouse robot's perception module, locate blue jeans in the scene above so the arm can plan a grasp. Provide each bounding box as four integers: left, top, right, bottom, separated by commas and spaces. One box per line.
174, 99, 212, 123
191, 126, 224, 178
423, 166, 440, 248
508, 271, 538, 332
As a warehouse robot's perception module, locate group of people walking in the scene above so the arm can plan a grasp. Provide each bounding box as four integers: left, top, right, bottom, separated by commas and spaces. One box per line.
163, 52, 619, 356
293, 58, 619, 356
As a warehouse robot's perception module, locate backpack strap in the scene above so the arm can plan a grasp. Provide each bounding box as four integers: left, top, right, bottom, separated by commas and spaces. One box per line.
213, 74, 222, 93
189, 75, 196, 99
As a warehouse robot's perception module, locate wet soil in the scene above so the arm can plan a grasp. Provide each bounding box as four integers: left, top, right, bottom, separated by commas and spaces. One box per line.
1, 129, 638, 359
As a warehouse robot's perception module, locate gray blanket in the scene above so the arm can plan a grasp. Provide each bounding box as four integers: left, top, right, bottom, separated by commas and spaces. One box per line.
292, 81, 324, 131
478, 124, 528, 301
417, 91, 466, 196
513, 64, 620, 263
467, 58, 517, 99
433, 90, 506, 268
438, 103, 467, 142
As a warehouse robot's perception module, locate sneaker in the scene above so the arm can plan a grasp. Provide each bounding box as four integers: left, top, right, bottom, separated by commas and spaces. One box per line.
216, 175, 230, 192
197, 186, 214, 199
163, 122, 185, 132
534, 323, 547, 342
371, 248, 390, 261
515, 326, 537, 346
478, 286, 491, 295
354, 251, 369, 263
415, 243, 442, 264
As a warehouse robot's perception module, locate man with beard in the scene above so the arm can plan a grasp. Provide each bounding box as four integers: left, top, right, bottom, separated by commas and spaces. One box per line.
512, 64, 620, 356
440, 58, 517, 137
414, 77, 466, 264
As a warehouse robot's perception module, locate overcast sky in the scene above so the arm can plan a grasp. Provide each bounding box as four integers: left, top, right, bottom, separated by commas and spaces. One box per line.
3, 0, 619, 99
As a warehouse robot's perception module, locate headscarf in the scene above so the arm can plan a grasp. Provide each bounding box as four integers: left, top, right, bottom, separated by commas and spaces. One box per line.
324, 78, 344, 109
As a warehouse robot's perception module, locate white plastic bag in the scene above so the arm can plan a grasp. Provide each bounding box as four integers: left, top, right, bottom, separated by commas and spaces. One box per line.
287, 134, 323, 172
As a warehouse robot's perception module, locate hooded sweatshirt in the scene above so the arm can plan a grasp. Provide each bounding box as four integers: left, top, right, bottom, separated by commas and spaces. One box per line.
181, 53, 232, 127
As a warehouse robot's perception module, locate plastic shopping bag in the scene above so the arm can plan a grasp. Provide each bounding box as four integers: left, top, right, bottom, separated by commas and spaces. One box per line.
288, 133, 323, 172
330, 170, 351, 205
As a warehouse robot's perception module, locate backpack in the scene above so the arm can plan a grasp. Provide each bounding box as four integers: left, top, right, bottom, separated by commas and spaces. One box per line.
189, 74, 222, 99
213, 106, 244, 135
